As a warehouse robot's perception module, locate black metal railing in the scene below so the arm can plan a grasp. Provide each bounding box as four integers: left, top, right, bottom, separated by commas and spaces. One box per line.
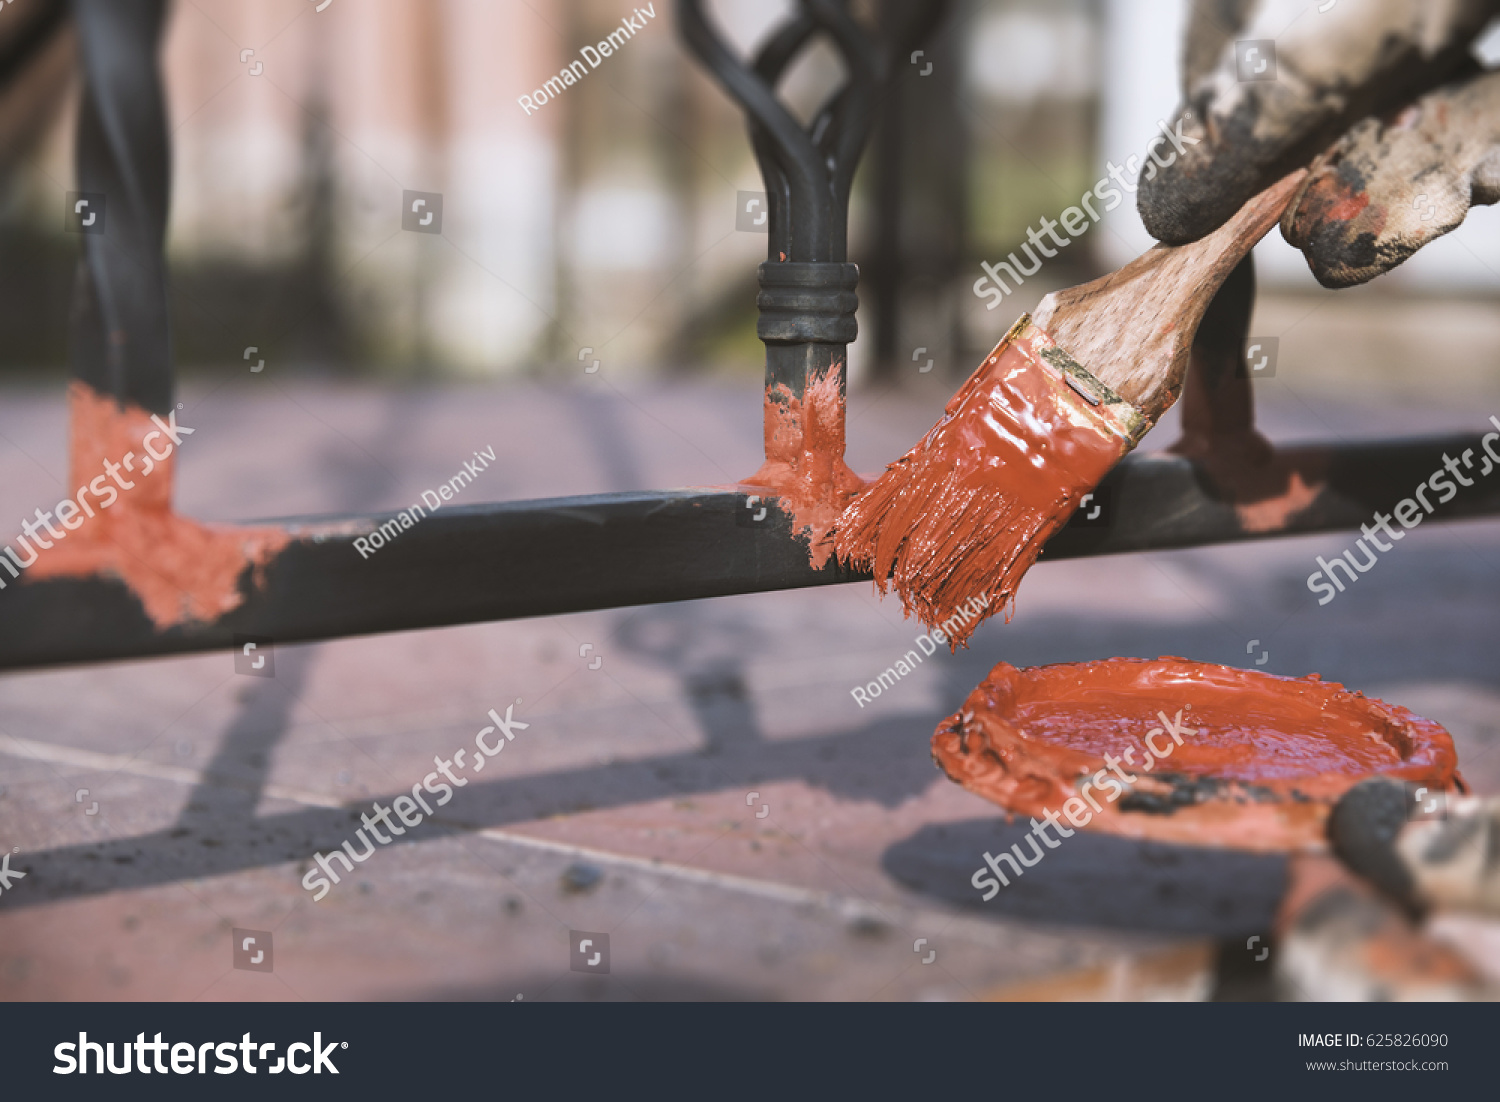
1, 1, 1497, 671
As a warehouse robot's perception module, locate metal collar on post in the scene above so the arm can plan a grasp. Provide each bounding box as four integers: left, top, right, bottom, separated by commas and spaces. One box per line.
678, 0, 948, 402
677, 0, 886, 405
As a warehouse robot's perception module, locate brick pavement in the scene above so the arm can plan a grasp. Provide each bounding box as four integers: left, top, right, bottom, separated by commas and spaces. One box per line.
2, 304, 1499, 1000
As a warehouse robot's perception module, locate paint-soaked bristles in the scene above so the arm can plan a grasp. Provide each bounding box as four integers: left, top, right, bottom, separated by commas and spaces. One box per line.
835, 331, 1132, 648
835, 444, 1067, 648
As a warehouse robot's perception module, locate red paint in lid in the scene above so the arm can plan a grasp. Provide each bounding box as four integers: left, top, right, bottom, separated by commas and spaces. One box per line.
933, 657, 1462, 853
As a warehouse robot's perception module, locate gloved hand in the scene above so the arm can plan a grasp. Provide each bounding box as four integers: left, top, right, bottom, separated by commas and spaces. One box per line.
1331, 778, 1500, 916
1138, 0, 1500, 287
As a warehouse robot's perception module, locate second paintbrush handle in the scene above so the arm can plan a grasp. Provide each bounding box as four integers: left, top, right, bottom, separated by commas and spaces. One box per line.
1030, 169, 1307, 424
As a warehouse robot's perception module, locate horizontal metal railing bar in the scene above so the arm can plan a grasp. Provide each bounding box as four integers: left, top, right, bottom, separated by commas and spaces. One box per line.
0, 432, 1495, 671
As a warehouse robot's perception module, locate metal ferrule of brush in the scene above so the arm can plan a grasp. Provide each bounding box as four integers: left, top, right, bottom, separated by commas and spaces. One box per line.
1003, 313, 1150, 448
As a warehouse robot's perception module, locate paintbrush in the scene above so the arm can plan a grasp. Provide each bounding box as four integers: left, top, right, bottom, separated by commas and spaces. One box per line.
835, 170, 1307, 646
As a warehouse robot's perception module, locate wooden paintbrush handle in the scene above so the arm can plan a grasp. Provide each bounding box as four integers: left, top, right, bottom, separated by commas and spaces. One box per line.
1030, 169, 1307, 424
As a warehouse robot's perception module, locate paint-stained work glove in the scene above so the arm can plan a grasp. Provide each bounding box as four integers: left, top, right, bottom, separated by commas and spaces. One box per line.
1331, 778, 1500, 916
1138, 0, 1500, 287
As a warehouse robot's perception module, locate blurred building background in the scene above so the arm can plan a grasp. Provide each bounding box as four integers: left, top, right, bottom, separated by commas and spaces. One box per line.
0, 0, 1496, 383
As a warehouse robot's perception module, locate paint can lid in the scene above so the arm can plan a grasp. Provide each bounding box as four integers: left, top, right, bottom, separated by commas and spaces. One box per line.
932, 657, 1461, 853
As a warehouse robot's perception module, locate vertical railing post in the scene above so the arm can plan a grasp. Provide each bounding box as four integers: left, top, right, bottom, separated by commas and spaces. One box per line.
676, 0, 949, 564
70, 0, 173, 419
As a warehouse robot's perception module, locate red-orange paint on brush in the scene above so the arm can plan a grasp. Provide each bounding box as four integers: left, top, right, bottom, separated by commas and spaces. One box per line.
834, 177, 1306, 646
933, 658, 1461, 853
24, 381, 290, 628
742, 367, 864, 569
835, 321, 1136, 646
